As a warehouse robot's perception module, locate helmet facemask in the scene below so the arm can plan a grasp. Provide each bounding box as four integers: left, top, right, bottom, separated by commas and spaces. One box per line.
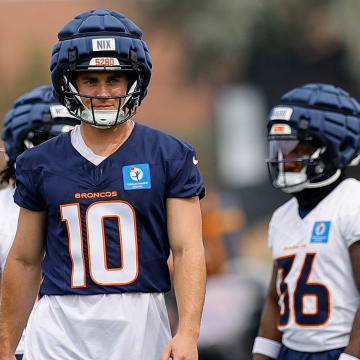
24, 121, 76, 150
61, 58, 142, 128
266, 124, 340, 193
23, 103, 78, 150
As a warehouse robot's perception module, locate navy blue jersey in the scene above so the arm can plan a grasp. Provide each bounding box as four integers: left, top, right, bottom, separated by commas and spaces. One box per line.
277, 345, 345, 360
14, 123, 204, 296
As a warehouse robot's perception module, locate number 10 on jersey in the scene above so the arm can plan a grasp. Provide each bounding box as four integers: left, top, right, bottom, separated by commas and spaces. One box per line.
60, 201, 139, 288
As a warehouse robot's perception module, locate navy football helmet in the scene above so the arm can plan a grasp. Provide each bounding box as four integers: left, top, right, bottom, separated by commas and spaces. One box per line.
266, 83, 360, 193
2, 85, 80, 162
50, 9, 152, 128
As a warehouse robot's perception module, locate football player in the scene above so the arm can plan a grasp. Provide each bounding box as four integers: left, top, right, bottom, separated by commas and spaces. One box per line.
252, 83, 360, 360
0, 9, 206, 360
0, 85, 80, 360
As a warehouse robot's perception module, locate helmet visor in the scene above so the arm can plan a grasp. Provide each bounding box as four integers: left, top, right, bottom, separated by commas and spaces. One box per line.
266, 139, 316, 190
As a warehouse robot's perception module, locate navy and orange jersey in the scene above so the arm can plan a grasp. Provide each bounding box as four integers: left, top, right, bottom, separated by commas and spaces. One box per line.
14, 123, 204, 296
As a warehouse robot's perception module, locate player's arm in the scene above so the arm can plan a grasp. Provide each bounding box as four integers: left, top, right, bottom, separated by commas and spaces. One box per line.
161, 196, 206, 360
0, 207, 46, 359
253, 262, 282, 360
342, 241, 360, 359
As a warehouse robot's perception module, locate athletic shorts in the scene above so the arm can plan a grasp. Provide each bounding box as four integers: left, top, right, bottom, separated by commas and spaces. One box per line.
277, 344, 346, 360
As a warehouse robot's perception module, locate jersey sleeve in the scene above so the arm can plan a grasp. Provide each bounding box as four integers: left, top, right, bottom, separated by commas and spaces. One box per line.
267, 215, 275, 249
13, 154, 46, 211
166, 146, 205, 199
339, 182, 360, 247
0, 233, 11, 273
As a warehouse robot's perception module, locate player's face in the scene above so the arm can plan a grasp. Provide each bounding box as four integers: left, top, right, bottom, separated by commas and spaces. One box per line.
75, 71, 128, 110
283, 141, 316, 172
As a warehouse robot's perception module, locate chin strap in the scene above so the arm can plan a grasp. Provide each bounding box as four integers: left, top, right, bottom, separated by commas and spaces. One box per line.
305, 168, 341, 189
301, 146, 341, 189
281, 168, 342, 193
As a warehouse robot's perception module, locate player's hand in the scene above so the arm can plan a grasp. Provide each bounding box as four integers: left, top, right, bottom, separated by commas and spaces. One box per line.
160, 332, 198, 360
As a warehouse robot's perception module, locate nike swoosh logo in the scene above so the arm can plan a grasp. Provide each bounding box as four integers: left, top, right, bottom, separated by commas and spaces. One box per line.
193, 156, 199, 165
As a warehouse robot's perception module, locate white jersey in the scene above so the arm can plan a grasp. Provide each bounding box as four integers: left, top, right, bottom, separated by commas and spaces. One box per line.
0, 187, 19, 272
268, 178, 360, 352
0, 186, 24, 355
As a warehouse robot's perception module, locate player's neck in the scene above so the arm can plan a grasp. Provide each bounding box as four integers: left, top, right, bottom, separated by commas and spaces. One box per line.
294, 171, 345, 211
80, 121, 134, 157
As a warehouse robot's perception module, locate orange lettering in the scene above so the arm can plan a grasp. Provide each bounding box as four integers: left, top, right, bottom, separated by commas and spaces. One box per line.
75, 191, 118, 199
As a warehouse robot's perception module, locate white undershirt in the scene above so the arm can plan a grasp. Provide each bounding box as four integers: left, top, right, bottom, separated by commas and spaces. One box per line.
70, 125, 107, 166
70, 121, 135, 166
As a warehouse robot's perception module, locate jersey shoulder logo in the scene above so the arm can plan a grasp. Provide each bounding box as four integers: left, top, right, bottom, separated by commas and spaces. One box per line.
122, 163, 151, 190
310, 221, 331, 243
